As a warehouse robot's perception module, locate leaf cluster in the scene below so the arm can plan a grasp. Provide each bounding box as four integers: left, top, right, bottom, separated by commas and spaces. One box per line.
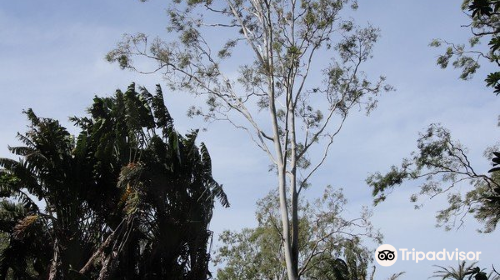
431, 0, 500, 94
367, 124, 500, 232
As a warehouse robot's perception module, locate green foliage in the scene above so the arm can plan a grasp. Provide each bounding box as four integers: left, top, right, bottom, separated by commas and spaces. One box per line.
214, 186, 381, 280
0, 83, 228, 279
431, 0, 500, 94
106, 0, 391, 149
485, 71, 500, 93
367, 124, 500, 233
431, 261, 500, 280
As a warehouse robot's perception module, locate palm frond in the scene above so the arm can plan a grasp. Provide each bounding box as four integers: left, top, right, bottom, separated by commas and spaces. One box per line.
151, 84, 174, 133
200, 143, 229, 207
7, 146, 35, 157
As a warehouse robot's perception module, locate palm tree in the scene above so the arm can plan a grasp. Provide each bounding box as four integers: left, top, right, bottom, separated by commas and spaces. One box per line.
432, 261, 499, 280
0, 83, 228, 280
0, 199, 50, 279
75, 84, 229, 279
0, 108, 99, 279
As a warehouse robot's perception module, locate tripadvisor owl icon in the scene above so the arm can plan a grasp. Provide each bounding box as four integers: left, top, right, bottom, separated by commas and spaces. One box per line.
375, 244, 397, 267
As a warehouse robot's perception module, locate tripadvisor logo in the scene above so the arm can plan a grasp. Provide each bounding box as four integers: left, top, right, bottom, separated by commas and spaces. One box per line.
375, 244, 482, 267
375, 244, 397, 267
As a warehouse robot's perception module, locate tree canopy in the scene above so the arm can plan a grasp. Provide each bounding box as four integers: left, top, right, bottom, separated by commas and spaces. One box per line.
107, 1, 391, 278
214, 186, 381, 280
0, 83, 228, 280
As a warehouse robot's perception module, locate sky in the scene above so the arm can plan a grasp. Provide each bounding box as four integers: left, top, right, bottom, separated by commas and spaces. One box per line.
1, 1, 500, 279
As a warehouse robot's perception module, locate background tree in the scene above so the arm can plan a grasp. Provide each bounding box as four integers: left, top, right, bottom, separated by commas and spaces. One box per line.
430, 0, 500, 94
107, 1, 391, 278
0, 83, 228, 280
367, 124, 500, 233
213, 186, 381, 280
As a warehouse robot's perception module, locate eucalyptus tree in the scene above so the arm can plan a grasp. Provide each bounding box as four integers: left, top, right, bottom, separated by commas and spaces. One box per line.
367, 124, 500, 233
108, 1, 391, 278
214, 186, 382, 280
0, 83, 228, 279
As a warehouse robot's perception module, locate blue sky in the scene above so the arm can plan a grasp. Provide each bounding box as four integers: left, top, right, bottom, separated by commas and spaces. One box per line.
1, 1, 500, 279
